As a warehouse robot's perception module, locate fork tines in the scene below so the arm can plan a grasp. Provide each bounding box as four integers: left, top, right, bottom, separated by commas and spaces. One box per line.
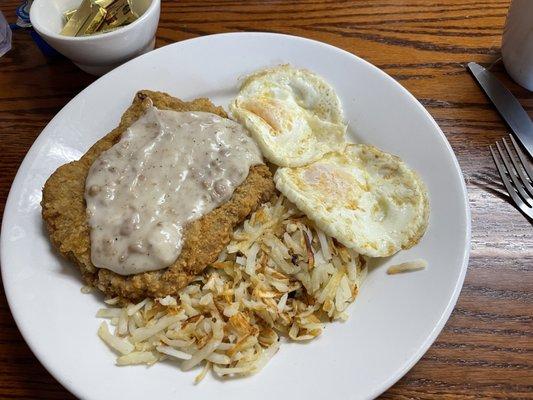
490, 134, 533, 221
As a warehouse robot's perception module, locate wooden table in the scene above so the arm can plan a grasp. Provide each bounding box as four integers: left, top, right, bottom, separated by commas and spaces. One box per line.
1, 1, 531, 398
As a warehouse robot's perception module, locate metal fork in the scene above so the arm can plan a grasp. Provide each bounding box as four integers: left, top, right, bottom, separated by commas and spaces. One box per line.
489, 134, 533, 221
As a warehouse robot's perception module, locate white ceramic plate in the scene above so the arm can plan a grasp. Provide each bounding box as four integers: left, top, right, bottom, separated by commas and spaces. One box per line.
1, 33, 470, 400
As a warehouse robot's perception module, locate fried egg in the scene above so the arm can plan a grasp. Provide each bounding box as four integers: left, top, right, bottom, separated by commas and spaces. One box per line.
230, 65, 346, 167
274, 144, 429, 257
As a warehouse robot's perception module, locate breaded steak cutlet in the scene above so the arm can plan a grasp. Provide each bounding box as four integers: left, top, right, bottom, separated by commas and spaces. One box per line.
41, 90, 276, 302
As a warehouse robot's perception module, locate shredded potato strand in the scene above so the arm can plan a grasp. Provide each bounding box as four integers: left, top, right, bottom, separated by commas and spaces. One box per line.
97, 196, 366, 381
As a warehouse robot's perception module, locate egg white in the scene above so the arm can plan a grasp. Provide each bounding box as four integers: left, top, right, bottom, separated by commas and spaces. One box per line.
230, 65, 346, 167
274, 144, 430, 257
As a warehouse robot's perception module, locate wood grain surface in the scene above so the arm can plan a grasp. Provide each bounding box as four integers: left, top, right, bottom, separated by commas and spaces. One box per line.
0, 0, 532, 399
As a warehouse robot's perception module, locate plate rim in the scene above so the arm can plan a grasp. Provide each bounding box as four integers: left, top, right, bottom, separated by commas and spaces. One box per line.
1, 31, 471, 400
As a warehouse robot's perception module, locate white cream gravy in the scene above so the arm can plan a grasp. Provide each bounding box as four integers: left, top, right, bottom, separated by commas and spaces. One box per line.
85, 107, 262, 275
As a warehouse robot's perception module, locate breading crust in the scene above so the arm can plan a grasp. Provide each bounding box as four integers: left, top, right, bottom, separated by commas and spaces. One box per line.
41, 90, 275, 302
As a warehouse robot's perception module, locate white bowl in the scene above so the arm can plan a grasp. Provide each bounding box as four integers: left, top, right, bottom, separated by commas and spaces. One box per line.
30, 0, 160, 75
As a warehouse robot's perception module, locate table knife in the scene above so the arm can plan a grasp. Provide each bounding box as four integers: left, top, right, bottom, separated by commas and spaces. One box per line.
468, 62, 533, 159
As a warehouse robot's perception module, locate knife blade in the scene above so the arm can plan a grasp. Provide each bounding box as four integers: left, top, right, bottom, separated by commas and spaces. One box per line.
468, 62, 533, 159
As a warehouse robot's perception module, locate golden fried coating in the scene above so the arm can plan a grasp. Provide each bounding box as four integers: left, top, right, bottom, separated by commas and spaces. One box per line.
42, 90, 275, 302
